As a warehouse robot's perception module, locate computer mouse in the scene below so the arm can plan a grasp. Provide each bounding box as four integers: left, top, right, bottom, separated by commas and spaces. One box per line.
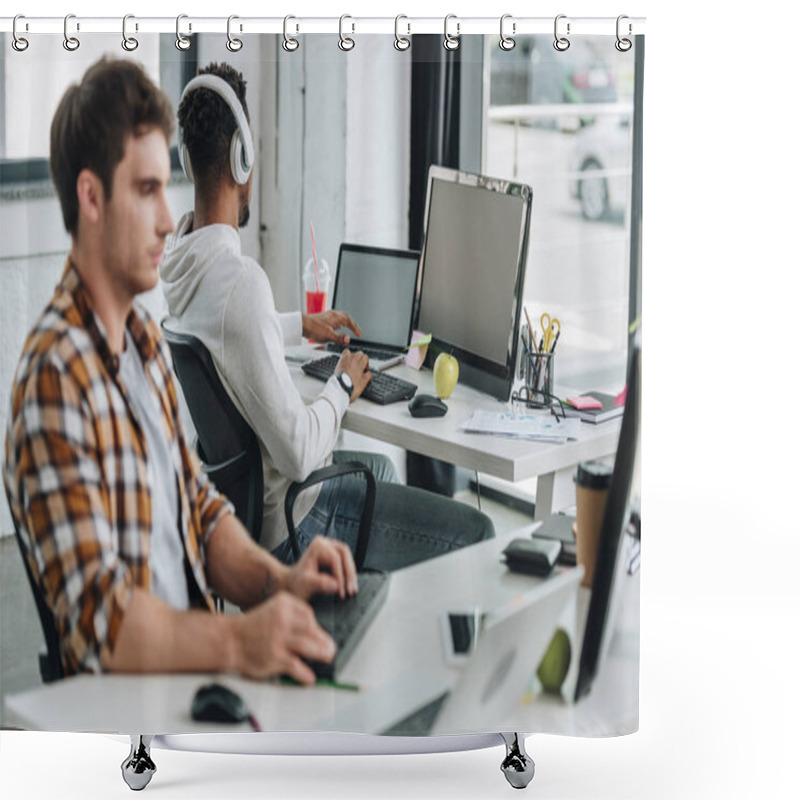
190, 682, 249, 724
408, 393, 448, 418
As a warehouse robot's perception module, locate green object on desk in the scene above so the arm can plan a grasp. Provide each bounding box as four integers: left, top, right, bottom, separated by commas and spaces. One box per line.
279, 675, 360, 692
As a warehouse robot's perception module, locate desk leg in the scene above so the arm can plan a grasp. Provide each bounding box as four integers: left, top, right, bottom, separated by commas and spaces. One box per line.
121, 735, 156, 791
500, 733, 535, 789
534, 468, 574, 521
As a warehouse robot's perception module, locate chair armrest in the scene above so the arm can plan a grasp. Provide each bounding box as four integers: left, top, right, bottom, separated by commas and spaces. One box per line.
284, 461, 376, 570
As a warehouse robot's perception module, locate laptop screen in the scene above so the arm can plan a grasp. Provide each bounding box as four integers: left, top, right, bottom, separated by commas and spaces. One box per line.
333, 244, 420, 349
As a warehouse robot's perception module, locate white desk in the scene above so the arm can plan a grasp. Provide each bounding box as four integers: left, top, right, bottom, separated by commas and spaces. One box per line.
294, 362, 621, 518
5, 531, 638, 738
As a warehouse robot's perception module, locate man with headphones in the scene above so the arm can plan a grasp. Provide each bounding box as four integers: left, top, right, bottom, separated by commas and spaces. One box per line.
160, 63, 494, 571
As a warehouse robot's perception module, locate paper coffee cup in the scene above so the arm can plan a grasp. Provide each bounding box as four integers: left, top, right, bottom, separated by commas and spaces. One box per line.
574, 460, 613, 588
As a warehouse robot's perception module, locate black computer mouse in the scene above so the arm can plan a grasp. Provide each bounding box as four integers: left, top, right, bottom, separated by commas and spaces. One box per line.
408, 393, 448, 418
190, 682, 249, 724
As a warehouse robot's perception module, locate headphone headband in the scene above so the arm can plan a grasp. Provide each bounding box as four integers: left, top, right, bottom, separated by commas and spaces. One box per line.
178, 73, 254, 185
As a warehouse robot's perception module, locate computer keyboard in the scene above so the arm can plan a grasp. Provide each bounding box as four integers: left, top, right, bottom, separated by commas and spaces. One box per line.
302, 355, 418, 405
327, 342, 402, 363
305, 570, 390, 680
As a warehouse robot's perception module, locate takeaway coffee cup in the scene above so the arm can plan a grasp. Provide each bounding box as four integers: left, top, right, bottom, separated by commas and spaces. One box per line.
574, 460, 613, 588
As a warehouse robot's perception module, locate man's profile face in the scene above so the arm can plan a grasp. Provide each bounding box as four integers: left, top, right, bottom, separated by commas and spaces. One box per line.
100, 127, 174, 299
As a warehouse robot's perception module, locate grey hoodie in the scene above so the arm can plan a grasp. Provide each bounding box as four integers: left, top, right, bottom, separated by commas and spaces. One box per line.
160, 212, 348, 552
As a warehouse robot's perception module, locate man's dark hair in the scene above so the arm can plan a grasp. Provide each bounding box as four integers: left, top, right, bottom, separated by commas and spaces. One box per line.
49, 58, 174, 237
177, 62, 249, 187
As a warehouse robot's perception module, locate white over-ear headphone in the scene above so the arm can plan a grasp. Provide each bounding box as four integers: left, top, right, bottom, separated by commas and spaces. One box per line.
178, 74, 254, 186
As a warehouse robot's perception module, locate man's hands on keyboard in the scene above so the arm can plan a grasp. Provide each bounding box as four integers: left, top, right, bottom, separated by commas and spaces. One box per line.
335, 348, 372, 401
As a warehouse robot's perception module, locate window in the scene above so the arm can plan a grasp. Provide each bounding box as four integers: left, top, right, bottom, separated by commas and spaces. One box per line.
1, 33, 194, 183
485, 34, 641, 391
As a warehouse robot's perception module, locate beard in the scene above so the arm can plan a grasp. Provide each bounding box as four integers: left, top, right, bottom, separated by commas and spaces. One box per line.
239, 203, 250, 228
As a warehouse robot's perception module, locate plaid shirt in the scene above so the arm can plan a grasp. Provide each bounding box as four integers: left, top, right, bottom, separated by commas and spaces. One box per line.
3, 261, 232, 675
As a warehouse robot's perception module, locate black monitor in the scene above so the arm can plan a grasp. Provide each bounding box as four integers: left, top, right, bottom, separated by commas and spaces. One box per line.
416, 166, 533, 401
574, 341, 641, 701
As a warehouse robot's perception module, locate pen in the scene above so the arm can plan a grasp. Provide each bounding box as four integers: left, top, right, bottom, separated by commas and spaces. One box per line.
524, 307, 534, 341
549, 329, 561, 355
279, 676, 361, 692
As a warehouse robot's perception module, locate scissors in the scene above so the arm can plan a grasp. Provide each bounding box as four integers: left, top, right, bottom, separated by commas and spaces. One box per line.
540, 312, 561, 352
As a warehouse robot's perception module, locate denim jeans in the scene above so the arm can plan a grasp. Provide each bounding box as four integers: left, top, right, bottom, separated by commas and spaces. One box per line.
272, 450, 495, 571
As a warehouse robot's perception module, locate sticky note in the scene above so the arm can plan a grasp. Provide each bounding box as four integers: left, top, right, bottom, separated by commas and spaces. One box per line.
405, 331, 430, 370
566, 395, 602, 410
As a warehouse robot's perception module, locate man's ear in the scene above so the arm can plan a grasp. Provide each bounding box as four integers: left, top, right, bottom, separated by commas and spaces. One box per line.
75, 168, 104, 226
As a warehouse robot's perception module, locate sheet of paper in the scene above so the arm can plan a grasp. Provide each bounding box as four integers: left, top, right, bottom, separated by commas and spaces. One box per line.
460, 410, 581, 443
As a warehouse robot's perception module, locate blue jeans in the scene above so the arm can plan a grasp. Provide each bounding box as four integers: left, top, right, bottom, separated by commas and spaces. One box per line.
272, 450, 494, 571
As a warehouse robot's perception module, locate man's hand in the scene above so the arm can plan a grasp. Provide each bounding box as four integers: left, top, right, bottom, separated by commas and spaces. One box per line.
284, 536, 358, 601
335, 349, 372, 402
233, 592, 336, 685
302, 310, 362, 346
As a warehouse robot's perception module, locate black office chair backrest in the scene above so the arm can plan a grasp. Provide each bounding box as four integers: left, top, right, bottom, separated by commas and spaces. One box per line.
161, 321, 264, 541
7, 511, 64, 683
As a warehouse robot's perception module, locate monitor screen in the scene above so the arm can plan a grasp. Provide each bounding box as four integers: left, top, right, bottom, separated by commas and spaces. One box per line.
333, 244, 420, 349
416, 166, 532, 401
574, 340, 641, 701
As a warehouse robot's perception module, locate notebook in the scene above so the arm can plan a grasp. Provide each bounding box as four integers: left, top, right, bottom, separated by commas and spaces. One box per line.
563, 391, 624, 424
325, 243, 421, 370
325, 568, 581, 736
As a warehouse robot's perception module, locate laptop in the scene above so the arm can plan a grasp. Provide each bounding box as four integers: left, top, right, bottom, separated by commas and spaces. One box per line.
321, 568, 581, 736
325, 243, 421, 370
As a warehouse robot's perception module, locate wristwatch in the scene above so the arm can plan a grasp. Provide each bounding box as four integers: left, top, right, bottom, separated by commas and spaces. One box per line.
336, 371, 354, 397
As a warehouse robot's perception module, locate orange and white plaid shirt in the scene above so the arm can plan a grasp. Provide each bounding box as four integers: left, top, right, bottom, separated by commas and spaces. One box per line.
3, 261, 232, 675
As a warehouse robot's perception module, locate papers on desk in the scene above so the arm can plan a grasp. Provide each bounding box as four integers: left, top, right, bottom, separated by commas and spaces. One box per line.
461, 410, 581, 443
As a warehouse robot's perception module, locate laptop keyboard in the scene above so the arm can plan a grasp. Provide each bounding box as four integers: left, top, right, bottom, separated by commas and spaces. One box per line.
381, 692, 450, 736
305, 570, 390, 680
302, 355, 418, 405
327, 342, 402, 363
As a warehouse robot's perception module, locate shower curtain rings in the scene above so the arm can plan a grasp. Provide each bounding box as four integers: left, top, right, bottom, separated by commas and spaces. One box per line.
444, 14, 460, 51
339, 15, 355, 51
12, 15, 29, 52
615, 15, 632, 52
122, 14, 138, 51
63, 14, 80, 51
175, 14, 190, 51
394, 15, 410, 51
553, 14, 570, 51
226, 15, 243, 52
283, 15, 299, 52
499, 14, 515, 51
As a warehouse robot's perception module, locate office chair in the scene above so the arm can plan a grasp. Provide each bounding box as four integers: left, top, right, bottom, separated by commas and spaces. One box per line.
7, 512, 64, 683
161, 321, 375, 568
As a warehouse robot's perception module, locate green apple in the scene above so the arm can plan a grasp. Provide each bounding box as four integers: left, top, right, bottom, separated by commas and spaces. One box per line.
536, 628, 571, 694
433, 352, 459, 399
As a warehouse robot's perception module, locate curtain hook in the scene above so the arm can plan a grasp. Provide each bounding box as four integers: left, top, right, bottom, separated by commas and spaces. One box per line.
12, 14, 29, 52
339, 14, 355, 51
394, 14, 411, 51
122, 14, 139, 51
615, 14, 633, 52
63, 14, 80, 51
444, 14, 460, 51
553, 14, 570, 52
226, 15, 243, 52
499, 14, 516, 51
175, 14, 191, 51
283, 15, 299, 52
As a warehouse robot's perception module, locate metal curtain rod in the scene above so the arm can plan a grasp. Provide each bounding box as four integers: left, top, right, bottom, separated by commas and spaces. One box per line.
1, 15, 646, 37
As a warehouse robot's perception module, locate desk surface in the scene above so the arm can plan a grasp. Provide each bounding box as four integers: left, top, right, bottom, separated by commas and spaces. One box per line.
5, 531, 639, 738
293, 362, 621, 484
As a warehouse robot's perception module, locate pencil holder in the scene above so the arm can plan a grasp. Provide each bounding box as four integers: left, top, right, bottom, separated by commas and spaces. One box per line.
518, 346, 555, 407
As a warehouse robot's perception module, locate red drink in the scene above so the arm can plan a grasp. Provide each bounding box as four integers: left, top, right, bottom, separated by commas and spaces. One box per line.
305, 290, 327, 314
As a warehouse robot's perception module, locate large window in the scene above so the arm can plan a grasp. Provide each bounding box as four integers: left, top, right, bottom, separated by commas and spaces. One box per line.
485, 34, 640, 392
0, 33, 193, 182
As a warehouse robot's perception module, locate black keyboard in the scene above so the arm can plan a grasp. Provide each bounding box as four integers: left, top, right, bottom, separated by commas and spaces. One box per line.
327, 342, 402, 363
302, 355, 418, 405
305, 570, 390, 680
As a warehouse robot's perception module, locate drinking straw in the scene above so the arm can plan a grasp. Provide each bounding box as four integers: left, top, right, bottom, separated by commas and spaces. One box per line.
310, 221, 320, 292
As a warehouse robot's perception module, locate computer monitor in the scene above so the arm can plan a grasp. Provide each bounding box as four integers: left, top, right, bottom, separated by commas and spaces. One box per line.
574, 340, 641, 701
416, 165, 533, 401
